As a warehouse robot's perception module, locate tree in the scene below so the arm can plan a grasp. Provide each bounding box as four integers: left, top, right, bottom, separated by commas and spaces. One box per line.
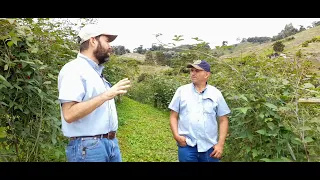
272, 41, 285, 53
272, 23, 299, 41
299, 25, 306, 32
112, 45, 127, 55
222, 41, 228, 46
312, 21, 320, 27
133, 45, 147, 54
145, 50, 154, 65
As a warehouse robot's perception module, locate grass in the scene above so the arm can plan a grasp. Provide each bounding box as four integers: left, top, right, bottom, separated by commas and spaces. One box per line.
138, 65, 171, 75
116, 96, 178, 162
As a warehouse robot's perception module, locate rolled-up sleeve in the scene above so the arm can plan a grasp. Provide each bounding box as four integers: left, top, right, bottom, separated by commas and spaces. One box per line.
58, 71, 85, 103
216, 92, 231, 117
168, 87, 181, 113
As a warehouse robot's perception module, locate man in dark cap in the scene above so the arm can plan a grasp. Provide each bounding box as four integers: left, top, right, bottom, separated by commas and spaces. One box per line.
168, 60, 231, 162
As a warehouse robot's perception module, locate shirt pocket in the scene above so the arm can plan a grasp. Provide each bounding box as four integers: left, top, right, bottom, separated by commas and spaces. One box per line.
203, 98, 218, 114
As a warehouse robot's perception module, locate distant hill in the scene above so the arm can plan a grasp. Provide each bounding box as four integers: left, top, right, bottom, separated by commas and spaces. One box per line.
217, 26, 320, 69
120, 53, 145, 62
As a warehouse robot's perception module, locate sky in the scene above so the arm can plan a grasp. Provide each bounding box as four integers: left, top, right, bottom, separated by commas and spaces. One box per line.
97, 18, 320, 52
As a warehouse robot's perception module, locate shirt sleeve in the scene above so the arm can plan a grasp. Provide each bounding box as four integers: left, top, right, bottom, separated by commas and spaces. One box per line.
216, 92, 231, 117
168, 87, 181, 113
58, 71, 85, 103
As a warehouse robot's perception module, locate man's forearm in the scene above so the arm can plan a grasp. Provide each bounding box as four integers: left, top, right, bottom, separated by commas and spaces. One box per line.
218, 116, 229, 145
63, 94, 109, 123
169, 110, 179, 139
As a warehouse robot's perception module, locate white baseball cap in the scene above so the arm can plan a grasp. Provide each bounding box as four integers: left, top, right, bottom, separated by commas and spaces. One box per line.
78, 24, 118, 44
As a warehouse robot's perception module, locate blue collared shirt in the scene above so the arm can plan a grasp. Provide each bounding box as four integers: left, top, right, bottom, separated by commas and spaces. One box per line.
58, 53, 118, 137
168, 83, 231, 152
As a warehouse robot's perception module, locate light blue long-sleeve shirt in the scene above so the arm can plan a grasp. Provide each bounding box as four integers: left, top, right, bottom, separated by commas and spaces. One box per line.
58, 53, 118, 137
168, 83, 231, 152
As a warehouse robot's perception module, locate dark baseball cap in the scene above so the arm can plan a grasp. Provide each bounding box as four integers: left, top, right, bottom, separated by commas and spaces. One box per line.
187, 60, 211, 72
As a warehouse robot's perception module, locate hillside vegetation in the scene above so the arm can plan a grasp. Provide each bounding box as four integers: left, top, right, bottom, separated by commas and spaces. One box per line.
218, 25, 320, 69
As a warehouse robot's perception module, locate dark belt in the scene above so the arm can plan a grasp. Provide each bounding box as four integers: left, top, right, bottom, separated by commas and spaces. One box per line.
70, 131, 116, 140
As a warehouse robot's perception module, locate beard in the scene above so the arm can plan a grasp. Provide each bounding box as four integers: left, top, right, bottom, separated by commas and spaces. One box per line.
93, 42, 112, 65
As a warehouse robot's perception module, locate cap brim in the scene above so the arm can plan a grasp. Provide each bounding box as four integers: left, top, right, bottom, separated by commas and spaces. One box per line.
102, 34, 117, 42
187, 64, 204, 71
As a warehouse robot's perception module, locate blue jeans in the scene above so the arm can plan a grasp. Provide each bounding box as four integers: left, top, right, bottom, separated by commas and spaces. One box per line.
178, 145, 220, 162
66, 136, 122, 162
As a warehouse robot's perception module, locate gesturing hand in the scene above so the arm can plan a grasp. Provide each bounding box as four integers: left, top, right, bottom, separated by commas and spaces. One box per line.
103, 78, 131, 100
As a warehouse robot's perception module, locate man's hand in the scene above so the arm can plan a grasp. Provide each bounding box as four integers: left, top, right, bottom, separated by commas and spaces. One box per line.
175, 135, 187, 147
102, 78, 131, 100
210, 143, 224, 159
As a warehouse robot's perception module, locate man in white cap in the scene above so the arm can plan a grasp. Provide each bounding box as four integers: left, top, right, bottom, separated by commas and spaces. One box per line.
57, 24, 131, 162
168, 60, 230, 162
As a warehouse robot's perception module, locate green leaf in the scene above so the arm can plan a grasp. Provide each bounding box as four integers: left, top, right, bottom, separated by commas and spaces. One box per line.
0, 74, 12, 87
302, 137, 314, 143
4, 64, 8, 71
256, 129, 266, 135
279, 106, 290, 112
0, 35, 10, 40
264, 102, 278, 110
0, 102, 8, 106
13, 84, 22, 90
282, 79, 289, 85
244, 146, 251, 153
303, 83, 315, 89
26, 41, 32, 47
7, 41, 14, 47
30, 47, 39, 53
310, 117, 320, 124
260, 158, 272, 162
11, 36, 19, 45
26, 35, 33, 42
45, 98, 55, 105
52, 136, 57, 145
64, 44, 70, 49
294, 137, 302, 142
317, 126, 320, 133
252, 149, 258, 158
0, 127, 7, 138
238, 107, 250, 114
259, 112, 264, 119
287, 142, 296, 161
267, 122, 275, 130
23, 108, 30, 114
20, 60, 35, 64
264, 118, 273, 122
43, 81, 51, 85
239, 94, 248, 102
299, 126, 312, 131
54, 151, 60, 158
39, 65, 47, 70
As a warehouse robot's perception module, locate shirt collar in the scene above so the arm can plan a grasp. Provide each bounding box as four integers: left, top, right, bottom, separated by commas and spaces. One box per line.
192, 82, 208, 94
77, 53, 104, 75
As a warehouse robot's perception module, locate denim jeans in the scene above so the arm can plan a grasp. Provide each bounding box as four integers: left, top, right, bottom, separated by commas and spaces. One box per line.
66, 136, 122, 162
178, 144, 220, 162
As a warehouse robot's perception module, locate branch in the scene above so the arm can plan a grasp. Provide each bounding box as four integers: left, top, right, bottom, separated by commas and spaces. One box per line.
298, 98, 320, 104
